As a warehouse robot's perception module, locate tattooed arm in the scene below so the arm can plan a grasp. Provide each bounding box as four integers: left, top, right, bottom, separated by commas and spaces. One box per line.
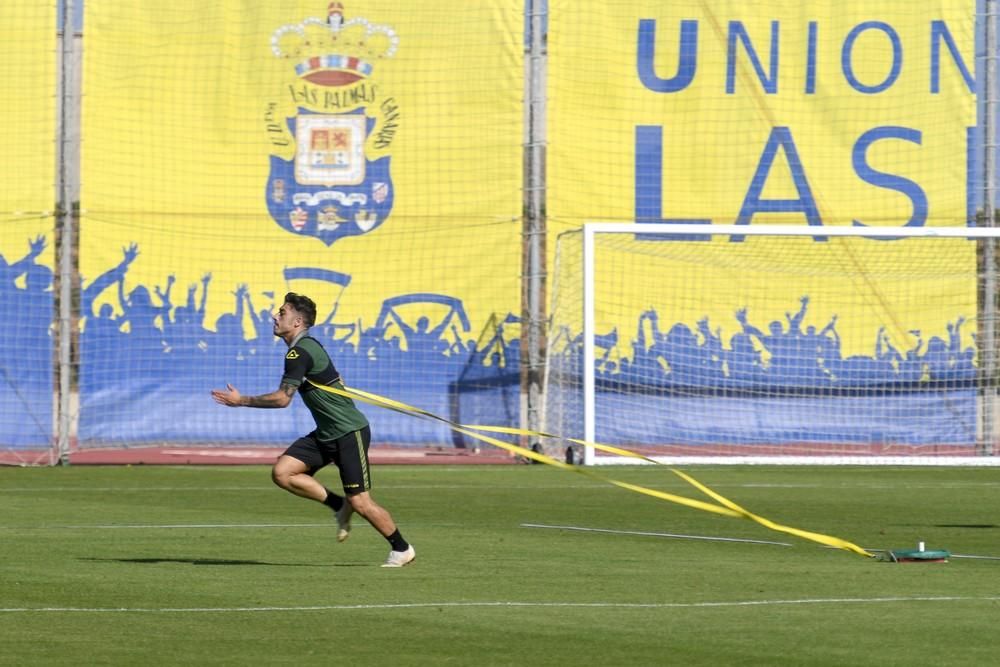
211, 381, 298, 409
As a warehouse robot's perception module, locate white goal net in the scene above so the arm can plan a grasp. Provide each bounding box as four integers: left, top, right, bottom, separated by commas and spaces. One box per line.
544, 223, 1000, 465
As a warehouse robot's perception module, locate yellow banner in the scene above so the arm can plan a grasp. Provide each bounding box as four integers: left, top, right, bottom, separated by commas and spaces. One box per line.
81, 1, 522, 332
549, 0, 974, 227
549, 1, 976, 358
0, 2, 56, 448
0, 2, 55, 223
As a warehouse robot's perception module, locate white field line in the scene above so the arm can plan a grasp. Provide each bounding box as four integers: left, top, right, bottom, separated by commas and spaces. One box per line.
592, 455, 1000, 467
0, 523, 338, 530
10, 522, 997, 560
9, 521, 997, 559
2, 597, 999, 614
525, 522, 1000, 561
1, 481, 998, 492
521, 523, 794, 547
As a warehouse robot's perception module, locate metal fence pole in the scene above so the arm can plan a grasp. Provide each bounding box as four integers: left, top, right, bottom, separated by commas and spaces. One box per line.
982, 0, 998, 455
56, 0, 80, 465
523, 0, 547, 454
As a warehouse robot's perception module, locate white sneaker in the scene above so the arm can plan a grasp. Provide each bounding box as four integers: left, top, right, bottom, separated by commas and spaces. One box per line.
381, 545, 416, 568
335, 504, 352, 543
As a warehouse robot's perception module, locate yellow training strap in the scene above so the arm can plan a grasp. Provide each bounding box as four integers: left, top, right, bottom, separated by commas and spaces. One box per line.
461, 425, 873, 558
315, 382, 743, 518
307, 380, 873, 558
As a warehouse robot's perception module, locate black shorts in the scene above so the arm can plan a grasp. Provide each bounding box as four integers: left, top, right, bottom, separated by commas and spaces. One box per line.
282, 425, 372, 495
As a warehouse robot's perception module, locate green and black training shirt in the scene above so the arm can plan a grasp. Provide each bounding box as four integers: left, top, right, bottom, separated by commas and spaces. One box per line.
281, 332, 368, 441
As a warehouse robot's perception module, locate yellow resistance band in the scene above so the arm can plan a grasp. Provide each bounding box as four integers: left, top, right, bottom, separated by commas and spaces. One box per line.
307, 379, 873, 558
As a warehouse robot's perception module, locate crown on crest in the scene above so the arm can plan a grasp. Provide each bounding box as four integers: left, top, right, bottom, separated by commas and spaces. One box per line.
271, 2, 398, 87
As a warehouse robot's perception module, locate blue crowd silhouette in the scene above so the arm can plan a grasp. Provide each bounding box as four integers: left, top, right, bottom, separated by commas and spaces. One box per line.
0, 236, 55, 446
0, 235, 980, 447
70, 242, 523, 388
552, 297, 977, 393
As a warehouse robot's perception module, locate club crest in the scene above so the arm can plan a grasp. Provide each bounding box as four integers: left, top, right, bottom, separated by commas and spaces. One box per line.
265, 3, 399, 246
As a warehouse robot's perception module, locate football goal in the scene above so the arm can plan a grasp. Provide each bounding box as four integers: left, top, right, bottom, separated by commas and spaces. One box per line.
544, 223, 1000, 465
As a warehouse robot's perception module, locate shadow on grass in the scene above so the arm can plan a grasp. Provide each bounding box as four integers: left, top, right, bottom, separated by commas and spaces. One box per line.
80, 556, 368, 567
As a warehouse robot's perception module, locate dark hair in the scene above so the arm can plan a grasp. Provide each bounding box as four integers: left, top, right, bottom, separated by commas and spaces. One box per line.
283, 292, 317, 328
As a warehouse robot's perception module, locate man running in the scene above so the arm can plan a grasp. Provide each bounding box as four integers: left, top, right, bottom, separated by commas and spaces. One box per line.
211, 292, 415, 567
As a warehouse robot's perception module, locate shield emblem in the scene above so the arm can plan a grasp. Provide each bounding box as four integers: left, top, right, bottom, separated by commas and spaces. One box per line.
266, 109, 394, 246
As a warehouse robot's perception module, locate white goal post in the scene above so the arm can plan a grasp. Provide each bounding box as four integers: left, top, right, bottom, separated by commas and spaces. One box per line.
544, 223, 1000, 466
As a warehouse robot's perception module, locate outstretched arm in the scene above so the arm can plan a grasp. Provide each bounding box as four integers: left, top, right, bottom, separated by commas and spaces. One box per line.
819, 315, 839, 351
232, 283, 248, 323
197, 273, 211, 317
83, 243, 138, 316
875, 327, 895, 361
211, 380, 297, 409
386, 308, 414, 336
948, 316, 966, 353
696, 317, 722, 353
184, 284, 197, 311
155, 275, 176, 314
736, 307, 765, 339
645, 309, 664, 341
819, 314, 838, 337
448, 324, 466, 355
1, 235, 46, 287
245, 292, 264, 326
12, 235, 47, 272
786, 295, 809, 334
906, 331, 924, 359
429, 307, 457, 338
635, 310, 655, 348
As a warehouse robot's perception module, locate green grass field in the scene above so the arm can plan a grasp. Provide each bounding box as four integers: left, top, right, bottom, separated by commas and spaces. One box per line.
2, 463, 999, 665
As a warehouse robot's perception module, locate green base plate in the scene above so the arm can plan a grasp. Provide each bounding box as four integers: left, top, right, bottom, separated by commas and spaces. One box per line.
884, 548, 950, 563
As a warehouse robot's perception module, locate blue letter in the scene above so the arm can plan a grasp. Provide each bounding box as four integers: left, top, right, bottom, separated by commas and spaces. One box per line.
931, 20, 974, 93
734, 127, 825, 241
727, 20, 779, 94
842, 22, 902, 94
634, 125, 711, 240
638, 19, 698, 93
805, 21, 818, 94
851, 126, 928, 234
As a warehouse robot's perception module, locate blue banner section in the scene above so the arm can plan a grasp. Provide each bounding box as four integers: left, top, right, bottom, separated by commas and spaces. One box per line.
546, 296, 979, 448
0, 241, 982, 449
545, 389, 977, 447
0, 236, 53, 447
72, 270, 979, 448
77, 329, 520, 446
70, 245, 522, 446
